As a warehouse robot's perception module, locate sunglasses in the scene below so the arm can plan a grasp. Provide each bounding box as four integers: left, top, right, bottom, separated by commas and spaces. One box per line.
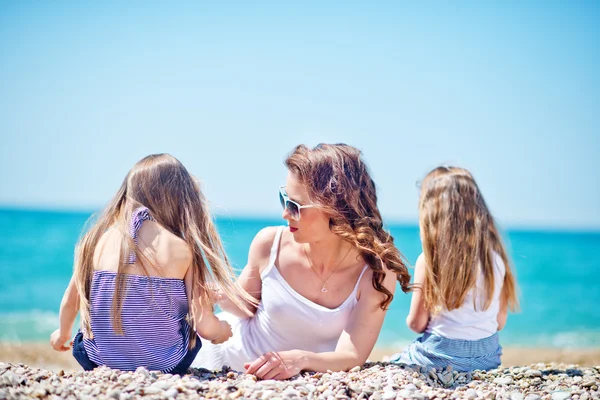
279, 186, 315, 221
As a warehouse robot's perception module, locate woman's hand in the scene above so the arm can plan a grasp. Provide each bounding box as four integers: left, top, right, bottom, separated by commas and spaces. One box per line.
50, 329, 72, 351
244, 350, 307, 380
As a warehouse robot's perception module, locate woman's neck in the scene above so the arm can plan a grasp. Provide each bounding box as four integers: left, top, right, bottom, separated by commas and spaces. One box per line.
303, 233, 359, 274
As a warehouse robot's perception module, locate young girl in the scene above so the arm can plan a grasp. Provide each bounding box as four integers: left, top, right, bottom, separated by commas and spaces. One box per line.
50, 153, 254, 374
394, 166, 518, 372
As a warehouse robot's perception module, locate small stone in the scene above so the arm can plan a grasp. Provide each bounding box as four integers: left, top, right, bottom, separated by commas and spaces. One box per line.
350, 366, 361, 373
510, 392, 524, 400
405, 384, 417, 392
526, 370, 543, 378
494, 377, 514, 385
369, 393, 382, 400
261, 390, 276, 400
465, 389, 478, 399
165, 388, 179, 398
440, 372, 454, 386
142, 387, 163, 395
525, 395, 541, 400
107, 389, 121, 400
583, 380, 597, 388
397, 389, 412, 398
151, 380, 171, 390
552, 391, 572, 400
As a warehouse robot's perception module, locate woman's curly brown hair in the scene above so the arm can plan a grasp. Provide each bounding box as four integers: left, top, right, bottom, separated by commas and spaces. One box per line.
285, 143, 411, 309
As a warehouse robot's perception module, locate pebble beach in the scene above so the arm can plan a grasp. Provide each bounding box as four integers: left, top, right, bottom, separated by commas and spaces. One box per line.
2, 360, 599, 400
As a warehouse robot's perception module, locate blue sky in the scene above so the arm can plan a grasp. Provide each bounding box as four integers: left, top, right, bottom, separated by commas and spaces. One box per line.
1, 1, 598, 229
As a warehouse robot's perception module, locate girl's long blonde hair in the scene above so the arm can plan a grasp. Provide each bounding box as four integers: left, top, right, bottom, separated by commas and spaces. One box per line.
74, 154, 255, 347
419, 166, 518, 314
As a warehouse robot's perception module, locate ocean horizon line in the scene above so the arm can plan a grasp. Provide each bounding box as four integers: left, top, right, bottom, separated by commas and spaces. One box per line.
1, 204, 600, 234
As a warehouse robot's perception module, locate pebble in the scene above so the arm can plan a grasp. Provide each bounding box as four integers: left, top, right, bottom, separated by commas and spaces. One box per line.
510, 392, 525, 400
552, 391, 572, 400
525, 395, 541, 400
526, 370, 543, 378
151, 380, 171, 390
405, 383, 417, 391
381, 391, 396, 400
494, 376, 514, 385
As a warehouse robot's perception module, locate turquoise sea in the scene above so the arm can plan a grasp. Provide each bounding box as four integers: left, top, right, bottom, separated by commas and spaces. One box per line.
1, 208, 599, 349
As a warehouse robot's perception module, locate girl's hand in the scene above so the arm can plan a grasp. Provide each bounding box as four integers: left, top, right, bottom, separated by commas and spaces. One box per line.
244, 350, 306, 380
210, 320, 233, 344
50, 329, 72, 351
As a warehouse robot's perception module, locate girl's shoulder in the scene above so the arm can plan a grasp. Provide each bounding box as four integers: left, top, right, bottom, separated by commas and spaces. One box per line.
138, 220, 192, 271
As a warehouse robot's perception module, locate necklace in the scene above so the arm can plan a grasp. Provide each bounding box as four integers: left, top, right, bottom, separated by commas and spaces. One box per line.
303, 245, 353, 293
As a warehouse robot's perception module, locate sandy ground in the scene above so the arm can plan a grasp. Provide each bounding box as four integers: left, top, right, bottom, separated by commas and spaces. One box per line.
1, 342, 599, 372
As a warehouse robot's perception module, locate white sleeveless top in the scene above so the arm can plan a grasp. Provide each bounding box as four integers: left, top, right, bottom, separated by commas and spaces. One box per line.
425, 251, 506, 340
192, 226, 369, 371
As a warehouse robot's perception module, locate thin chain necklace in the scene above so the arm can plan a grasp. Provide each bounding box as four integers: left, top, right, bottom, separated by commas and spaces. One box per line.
303, 245, 353, 293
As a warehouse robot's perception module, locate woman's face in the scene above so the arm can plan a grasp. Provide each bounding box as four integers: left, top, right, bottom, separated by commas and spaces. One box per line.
281, 172, 332, 243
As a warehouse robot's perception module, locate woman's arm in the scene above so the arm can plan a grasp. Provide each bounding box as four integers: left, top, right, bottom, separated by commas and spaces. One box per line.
185, 227, 277, 342
405, 254, 430, 333
50, 276, 79, 351
245, 264, 398, 379
215, 227, 277, 318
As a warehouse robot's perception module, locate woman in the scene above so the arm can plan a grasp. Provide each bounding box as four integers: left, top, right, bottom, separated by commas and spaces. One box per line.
192, 143, 411, 379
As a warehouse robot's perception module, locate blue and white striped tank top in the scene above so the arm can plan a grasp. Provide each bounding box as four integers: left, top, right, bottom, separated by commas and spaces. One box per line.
82, 207, 192, 372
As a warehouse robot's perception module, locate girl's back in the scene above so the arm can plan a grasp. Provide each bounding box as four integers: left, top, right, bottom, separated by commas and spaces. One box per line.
83, 207, 194, 372
425, 251, 506, 341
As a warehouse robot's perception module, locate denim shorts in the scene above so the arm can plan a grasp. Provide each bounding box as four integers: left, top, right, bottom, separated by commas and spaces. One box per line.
391, 332, 502, 372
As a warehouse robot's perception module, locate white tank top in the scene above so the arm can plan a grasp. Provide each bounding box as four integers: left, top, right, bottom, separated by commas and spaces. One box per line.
426, 251, 506, 340
192, 226, 369, 371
